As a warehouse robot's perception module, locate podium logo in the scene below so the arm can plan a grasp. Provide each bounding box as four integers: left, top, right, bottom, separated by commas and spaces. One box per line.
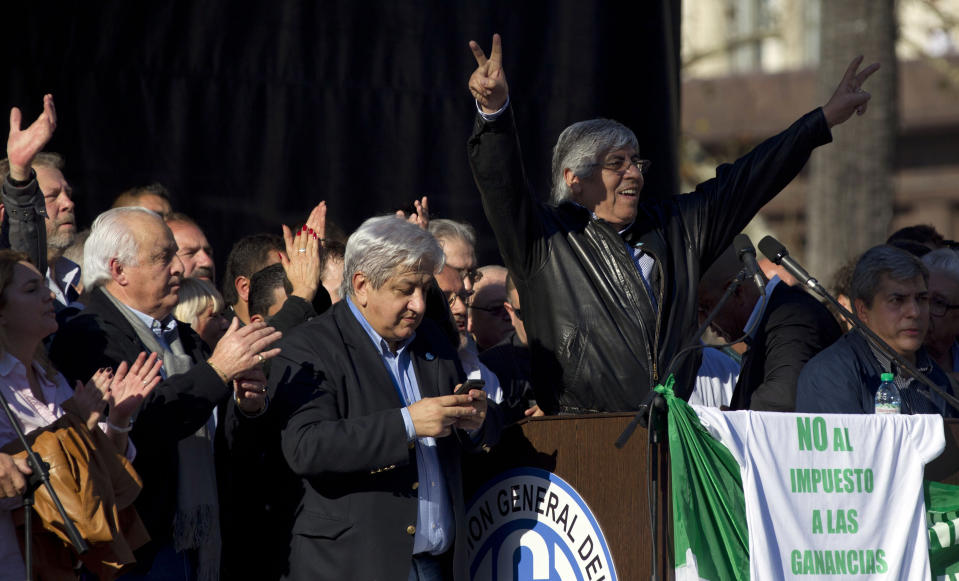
465, 467, 617, 581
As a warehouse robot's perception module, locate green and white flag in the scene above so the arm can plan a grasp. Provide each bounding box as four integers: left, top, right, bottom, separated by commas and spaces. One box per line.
658, 378, 948, 580
927, 480, 959, 580
657, 380, 748, 581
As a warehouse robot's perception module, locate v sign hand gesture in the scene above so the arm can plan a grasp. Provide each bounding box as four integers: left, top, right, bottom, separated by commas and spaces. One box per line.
468, 34, 509, 114
821, 56, 881, 128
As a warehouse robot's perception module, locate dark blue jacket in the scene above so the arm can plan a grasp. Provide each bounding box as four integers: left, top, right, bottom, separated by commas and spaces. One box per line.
796, 330, 955, 415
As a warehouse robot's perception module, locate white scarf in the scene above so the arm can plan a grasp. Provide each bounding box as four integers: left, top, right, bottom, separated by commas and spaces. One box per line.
102, 289, 221, 581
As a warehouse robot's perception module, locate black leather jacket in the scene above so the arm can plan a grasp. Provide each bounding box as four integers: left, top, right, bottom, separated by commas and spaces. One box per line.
468, 107, 831, 413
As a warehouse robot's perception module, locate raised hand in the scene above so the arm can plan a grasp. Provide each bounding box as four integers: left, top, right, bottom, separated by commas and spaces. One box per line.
394, 196, 430, 231
282, 222, 322, 301
821, 56, 881, 128
468, 34, 509, 114
7, 94, 57, 181
304, 200, 328, 245
208, 318, 282, 381
107, 352, 163, 428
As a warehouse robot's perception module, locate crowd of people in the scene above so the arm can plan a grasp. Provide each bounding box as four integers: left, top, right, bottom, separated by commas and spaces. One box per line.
0, 33, 947, 581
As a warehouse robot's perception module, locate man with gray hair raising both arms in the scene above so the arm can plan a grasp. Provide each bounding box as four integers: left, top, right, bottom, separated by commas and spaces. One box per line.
467, 34, 879, 413
273, 215, 500, 581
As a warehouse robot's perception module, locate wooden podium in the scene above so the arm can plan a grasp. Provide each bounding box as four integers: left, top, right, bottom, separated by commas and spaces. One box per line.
465, 416, 959, 580
463, 413, 671, 580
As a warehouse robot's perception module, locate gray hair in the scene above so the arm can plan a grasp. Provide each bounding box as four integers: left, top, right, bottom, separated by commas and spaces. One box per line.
851, 245, 929, 307
173, 277, 225, 327
82, 207, 161, 290
550, 118, 639, 204
428, 219, 476, 251
0, 152, 65, 181
341, 216, 445, 299
922, 248, 959, 280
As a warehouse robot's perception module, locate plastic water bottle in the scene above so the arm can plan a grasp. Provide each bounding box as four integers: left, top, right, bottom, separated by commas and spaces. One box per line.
874, 372, 901, 415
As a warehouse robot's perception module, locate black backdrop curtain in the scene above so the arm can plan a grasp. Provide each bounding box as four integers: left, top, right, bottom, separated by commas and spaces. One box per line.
2, 0, 680, 273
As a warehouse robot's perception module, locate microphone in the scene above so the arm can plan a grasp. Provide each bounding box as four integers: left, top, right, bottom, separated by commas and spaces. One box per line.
757, 236, 822, 291
733, 234, 766, 294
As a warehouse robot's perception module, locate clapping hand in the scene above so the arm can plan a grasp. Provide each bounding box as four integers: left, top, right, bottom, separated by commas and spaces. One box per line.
107, 352, 163, 429
281, 200, 327, 302
208, 319, 282, 382
72, 368, 110, 430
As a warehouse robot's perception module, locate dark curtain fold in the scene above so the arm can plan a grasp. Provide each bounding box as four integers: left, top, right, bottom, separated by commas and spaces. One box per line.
2, 0, 680, 270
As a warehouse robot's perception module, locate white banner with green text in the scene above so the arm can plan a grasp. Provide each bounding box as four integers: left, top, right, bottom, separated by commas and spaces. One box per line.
659, 382, 947, 580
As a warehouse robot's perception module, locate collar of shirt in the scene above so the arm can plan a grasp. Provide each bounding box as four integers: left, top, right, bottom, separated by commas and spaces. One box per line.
123, 304, 178, 345
345, 298, 453, 555
866, 336, 943, 414
0, 351, 46, 379
346, 297, 416, 356
46, 256, 83, 308
743, 275, 782, 340
866, 334, 933, 384
0, 351, 70, 427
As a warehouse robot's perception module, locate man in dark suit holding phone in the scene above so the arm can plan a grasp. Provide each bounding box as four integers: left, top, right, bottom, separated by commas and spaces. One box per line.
271, 215, 501, 581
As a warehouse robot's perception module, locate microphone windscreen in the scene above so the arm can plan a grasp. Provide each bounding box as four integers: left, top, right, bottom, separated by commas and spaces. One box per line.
758, 236, 787, 263
733, 233, 755, 256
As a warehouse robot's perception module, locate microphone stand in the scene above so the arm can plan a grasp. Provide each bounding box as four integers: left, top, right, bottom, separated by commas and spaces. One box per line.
616, 268, 760, 581
788, 273, 959, 414
0, 389, 89, 581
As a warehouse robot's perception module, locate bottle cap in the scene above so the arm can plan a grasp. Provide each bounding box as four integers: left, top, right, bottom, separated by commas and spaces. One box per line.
880, 372, 894, 382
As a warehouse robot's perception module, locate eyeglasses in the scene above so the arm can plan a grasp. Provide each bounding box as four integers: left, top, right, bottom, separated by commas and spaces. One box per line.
591, 155, 651, 175
930, 296, 959, 317
449, 266, 481, 284
445, 289, 474, 308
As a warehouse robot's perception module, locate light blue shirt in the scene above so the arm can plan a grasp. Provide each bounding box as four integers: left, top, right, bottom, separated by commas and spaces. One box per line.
346, 298, 453, 555
124, 305, 178, 378
625, 239, 658, 312
743, 276, 782, 340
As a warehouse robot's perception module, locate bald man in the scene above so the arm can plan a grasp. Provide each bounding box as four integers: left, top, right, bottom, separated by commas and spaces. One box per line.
698, 242, 841, 411
468, 265, 514, 351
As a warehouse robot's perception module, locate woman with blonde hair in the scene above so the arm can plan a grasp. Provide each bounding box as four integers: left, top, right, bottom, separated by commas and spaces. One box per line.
173, 277, 230, 349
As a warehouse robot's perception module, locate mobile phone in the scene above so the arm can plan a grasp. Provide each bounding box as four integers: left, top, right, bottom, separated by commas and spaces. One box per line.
455, 378, 485, 395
